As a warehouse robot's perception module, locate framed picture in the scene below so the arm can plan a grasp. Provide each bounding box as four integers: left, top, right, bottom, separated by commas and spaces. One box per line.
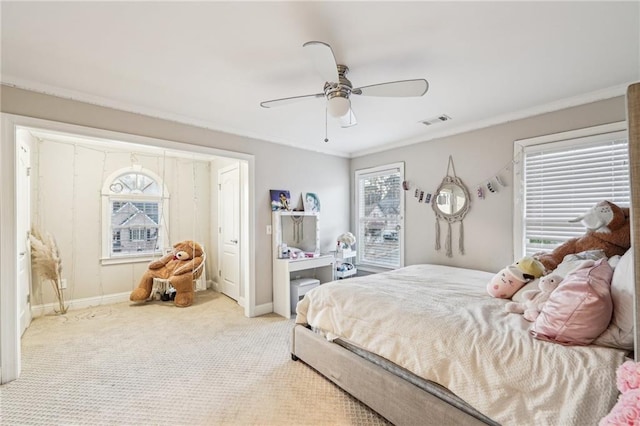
303, 192, 320, 213
270, 190, 291, 211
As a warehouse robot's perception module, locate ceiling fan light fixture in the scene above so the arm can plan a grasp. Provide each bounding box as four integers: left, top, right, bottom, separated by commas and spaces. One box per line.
327, 95, 351, 117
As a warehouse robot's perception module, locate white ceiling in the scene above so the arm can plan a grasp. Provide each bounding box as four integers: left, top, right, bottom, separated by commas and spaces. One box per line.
2, 2, 639, 158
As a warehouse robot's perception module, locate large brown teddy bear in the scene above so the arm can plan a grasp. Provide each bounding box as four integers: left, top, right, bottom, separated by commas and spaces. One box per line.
130, 240, 205, 307
534, 201, 630, 272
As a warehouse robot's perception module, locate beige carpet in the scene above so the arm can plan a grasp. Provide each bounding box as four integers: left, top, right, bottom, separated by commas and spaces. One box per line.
0, 290, 389, 425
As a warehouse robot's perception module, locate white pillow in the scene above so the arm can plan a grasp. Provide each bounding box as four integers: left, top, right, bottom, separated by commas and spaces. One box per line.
553, 250, 606, 278
594, 248, 635, 350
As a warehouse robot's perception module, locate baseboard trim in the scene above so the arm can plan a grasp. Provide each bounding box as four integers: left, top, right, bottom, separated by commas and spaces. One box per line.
30, 288, 272, 318
253, 302, 273, 317
31, 291, 132, 317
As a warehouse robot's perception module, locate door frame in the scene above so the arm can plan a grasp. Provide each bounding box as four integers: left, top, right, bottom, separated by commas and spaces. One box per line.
0, 113, 257, 384
17, 130, 33, 335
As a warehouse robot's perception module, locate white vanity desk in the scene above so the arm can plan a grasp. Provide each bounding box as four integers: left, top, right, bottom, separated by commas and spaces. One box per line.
272, 211, 334, 318
272, 254, 334, 318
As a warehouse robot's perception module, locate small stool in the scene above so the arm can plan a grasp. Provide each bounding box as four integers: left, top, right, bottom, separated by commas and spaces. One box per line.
290, 278, 320, 315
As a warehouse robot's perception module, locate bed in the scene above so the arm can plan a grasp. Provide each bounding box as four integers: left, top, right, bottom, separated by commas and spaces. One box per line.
290, 82, 640, 425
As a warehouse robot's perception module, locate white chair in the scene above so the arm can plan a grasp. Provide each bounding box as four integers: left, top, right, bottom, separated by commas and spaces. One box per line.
149, 246, 207, 300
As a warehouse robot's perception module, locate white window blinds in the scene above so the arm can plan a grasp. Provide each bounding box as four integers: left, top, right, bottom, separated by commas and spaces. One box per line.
355, 163, 404, 269
521, 130, 629, 257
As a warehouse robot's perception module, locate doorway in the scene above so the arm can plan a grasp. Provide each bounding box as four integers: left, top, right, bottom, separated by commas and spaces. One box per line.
218, 163, 241, 301
0, 113, 256, 384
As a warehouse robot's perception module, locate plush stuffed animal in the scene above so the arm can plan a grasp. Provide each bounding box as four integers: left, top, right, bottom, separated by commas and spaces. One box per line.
505, 274, 563, 321
130, 240, 205, 307
514, 256, 545, 279
487, 265, 531, 299
534, 201, 630, 272
487, 256, 544, 299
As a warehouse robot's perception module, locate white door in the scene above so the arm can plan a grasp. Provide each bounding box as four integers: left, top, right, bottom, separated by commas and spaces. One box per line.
17, 132, 32, 335
218, 164, 240, 301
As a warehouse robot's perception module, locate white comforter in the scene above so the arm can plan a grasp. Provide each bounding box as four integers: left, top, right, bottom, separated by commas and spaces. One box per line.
296, 264, 627, 425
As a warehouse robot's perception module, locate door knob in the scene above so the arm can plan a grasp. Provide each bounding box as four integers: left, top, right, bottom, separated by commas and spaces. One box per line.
231, 239, 238, 244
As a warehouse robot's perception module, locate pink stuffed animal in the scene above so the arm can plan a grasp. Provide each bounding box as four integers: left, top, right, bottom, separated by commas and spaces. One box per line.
488, 256, 544, 299
487, 265, 530, 299
505, 274, 563, 321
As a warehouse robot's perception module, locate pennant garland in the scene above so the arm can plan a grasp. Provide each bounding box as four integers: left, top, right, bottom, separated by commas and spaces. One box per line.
403, 180, 434, 205
470, 152, 521, 201
402, 152, 521, 204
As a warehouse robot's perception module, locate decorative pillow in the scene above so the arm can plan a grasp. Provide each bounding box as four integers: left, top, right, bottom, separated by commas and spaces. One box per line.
563, 249, 606, 261
608, 254, 622, 269
531, 258, 613, 346
512, 250, 606, 303
594, 248, 635, 350
553, 249, 607, 278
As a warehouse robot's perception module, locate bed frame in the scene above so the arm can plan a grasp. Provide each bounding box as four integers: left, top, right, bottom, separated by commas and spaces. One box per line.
291, 325, 497, 425
290, 82, 640, 425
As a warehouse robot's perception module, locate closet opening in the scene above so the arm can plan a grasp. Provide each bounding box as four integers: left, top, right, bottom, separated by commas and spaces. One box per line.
0, 113, 256, 384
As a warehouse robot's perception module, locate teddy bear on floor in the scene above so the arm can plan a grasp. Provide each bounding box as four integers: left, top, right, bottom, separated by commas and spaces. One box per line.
487, 256, 545, 299
534, 200, 630, 272
130, 240, 205, 307
505, 274, 563, 321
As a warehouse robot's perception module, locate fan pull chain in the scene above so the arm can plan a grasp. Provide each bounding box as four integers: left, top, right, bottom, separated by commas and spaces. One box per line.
324, 106, 329, 143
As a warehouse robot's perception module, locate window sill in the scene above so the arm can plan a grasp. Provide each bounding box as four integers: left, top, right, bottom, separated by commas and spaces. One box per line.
101, 255, 156, 266
356, 265, 395, 274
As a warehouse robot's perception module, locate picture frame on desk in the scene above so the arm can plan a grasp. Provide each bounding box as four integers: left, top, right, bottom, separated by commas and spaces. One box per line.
303, 192, 320, 213
270, 190, 291, 211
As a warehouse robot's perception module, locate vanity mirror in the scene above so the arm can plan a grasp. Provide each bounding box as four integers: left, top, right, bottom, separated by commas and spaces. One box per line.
433, 156, 470, 257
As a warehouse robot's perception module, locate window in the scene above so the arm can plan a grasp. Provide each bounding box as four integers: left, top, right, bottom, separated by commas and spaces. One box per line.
355, 162, 404, 270
101, 166, 169, 263
514, 123, 629, 258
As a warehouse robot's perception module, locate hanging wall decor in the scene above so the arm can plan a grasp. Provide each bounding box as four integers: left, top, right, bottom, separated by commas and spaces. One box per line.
471, 151, 521, 201
432, 155, 471, 257
291, 214, 304, 243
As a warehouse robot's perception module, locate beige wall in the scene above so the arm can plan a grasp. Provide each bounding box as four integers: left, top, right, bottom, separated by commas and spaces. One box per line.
2, 86, 350, 308
2, 86, 627, 306
29, 136, 212, 306
351, 96, 627, 273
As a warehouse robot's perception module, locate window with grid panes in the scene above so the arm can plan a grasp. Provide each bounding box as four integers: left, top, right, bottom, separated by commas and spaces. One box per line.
514, 124, 629, 258
101, 166, 169, 262
355, 163, 405, 269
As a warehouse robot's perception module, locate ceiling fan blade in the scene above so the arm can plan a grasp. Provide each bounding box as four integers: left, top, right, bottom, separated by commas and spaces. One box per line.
303, 41, 339, 83
353, 79, 429, 97
260, 93, 324, 108
340, 109, 357, 128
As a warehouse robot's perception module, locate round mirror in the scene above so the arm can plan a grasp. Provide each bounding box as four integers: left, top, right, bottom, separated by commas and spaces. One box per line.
432, 177, 470, 222
436, 183, 467, 215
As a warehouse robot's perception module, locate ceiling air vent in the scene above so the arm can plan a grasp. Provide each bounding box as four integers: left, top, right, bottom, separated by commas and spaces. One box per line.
421, 114, 451, 126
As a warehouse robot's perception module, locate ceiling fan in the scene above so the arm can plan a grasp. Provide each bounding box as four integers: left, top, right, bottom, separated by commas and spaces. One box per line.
260, 41, 429, 128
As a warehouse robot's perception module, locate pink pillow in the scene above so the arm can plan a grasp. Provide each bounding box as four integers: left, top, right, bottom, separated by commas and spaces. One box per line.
531, 258, 613, 346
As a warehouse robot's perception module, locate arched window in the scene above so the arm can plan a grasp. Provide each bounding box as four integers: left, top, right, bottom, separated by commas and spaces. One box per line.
101, 165, 170, 263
